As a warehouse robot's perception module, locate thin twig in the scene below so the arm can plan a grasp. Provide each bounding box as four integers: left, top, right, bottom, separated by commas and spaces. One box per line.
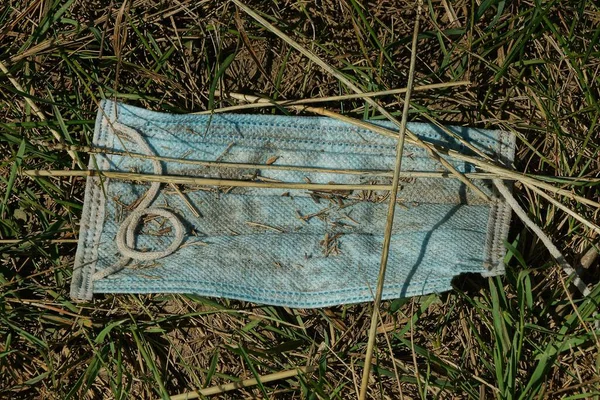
419, 113, 494, 161
23, 165, 502, 183
169, 366, 315, 399
379, 312, 405, 398
37, 141, 506, 180
359, 2, 422, 398
197, 81, 470, 114
37, 142, 393, 176
168, 183, 201, 218
232, 0, 488, 201
410, 300, 425, 396
24, 169, 392, 191
246, 221, 284, 232
5, 298, 89, 319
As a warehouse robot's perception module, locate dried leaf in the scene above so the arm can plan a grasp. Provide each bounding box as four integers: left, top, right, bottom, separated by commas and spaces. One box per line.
266, 156, 279, 165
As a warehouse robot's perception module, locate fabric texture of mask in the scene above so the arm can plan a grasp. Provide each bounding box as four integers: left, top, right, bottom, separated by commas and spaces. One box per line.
71, 100, 515, 307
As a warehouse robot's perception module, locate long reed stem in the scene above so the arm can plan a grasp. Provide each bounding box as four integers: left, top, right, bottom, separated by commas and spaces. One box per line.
169, 366, 315, 399
359, 2, 422, 398
24, 169, 392, 191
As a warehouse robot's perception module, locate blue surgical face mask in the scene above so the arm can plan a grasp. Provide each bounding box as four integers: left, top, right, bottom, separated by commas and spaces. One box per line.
71, 100, 514, 307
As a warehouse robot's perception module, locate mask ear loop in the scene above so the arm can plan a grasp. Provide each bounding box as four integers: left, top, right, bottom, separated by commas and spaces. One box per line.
493, 179, 598, 330
92, 122, 185, 281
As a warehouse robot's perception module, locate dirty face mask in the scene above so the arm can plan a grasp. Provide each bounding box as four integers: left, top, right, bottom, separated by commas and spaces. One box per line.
71, 100, 515, 307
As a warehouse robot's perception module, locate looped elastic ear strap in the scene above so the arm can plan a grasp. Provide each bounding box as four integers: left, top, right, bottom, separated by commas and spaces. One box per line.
92, 122, 185, 281
494, 179, 598, 329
